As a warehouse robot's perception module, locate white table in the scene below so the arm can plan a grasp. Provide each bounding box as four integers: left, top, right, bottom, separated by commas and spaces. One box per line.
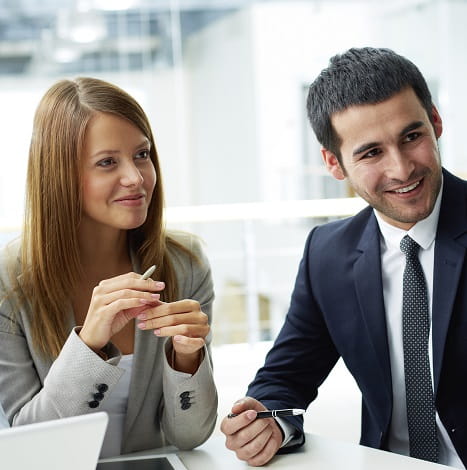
110, 434, 454, 469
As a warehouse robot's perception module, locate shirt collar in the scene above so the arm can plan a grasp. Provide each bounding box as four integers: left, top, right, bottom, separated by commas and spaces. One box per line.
374, 176, 443, 251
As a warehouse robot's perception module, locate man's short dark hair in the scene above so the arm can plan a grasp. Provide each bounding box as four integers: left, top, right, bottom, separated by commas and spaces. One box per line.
306, 47, 433, 161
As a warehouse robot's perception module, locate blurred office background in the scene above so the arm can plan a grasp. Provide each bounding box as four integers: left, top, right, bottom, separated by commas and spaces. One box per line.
1, 0, 466, 441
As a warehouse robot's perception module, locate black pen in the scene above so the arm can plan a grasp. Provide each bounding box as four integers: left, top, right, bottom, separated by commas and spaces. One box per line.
228, 408, 305, 419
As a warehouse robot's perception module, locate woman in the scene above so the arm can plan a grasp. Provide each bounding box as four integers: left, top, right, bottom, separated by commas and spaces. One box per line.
0, 402, 8, 429
0, 77, 217, 456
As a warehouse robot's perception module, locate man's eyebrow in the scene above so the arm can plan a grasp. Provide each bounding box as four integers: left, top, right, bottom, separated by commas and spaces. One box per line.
399, 120, 424, 137
352, 120, 425, 157
353, 141, 379, 157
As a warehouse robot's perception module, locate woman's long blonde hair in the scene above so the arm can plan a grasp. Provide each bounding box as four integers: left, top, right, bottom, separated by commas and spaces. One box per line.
19, 77, 191, 358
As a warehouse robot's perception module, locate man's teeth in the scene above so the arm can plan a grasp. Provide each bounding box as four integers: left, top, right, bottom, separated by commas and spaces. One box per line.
394, 181, 420, 193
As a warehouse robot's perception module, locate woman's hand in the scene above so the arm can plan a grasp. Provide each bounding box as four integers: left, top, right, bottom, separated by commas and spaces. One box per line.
136, 298, 209, 374
79, 272, 165, 352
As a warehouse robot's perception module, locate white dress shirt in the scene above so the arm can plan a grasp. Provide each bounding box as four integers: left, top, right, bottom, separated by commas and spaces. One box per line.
99, 354, 133, 457
375, 179, 463, 468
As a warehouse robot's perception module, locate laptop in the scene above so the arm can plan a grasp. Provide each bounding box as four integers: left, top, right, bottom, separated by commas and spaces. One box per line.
97, 454, 188, 470
0, 412, 108, 470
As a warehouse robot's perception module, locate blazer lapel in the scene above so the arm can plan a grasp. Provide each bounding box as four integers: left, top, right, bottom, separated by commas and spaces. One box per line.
432, 171, 467, 394
353, 213, 393, 426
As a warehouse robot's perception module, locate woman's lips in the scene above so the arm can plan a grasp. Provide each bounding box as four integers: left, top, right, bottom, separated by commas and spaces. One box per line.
114, 194, 145, 206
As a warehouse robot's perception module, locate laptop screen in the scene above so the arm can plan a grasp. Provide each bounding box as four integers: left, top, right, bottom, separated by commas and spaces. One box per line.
97, 456, 174, 470
0, 412, 108, 470
97, 454, 187, 470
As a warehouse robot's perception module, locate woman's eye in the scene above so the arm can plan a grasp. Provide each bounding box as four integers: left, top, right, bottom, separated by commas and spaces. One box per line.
97, 158, 115, 167
135, 150, 150, 160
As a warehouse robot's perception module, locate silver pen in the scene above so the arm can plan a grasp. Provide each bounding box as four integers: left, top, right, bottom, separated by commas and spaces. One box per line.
140, 265, 156, 280
228, 408, 305, 419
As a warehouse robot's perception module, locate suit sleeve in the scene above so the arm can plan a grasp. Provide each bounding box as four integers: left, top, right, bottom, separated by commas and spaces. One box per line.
160, 236, 217, 449
0, 300, 124, 425
246, 228, 341, 449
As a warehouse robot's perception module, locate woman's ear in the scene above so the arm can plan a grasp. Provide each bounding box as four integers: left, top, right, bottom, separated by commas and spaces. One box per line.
322, 148, 346, 180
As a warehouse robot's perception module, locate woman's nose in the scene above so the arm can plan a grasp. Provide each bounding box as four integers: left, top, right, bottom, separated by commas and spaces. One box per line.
120, 162, 143, 187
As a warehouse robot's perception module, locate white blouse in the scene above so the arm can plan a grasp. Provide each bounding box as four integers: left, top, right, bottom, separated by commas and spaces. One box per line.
99, 354, 133, 458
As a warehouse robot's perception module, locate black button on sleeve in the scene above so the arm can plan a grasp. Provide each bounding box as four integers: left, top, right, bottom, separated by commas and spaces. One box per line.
97, 383, 108, 393
93, 392, 105, 401
180, 391, 190, 399
88, 400, 100, 409
181, 402, 191, 410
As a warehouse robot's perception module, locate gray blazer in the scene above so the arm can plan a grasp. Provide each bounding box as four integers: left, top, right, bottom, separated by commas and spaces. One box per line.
0, 403, 8, 429
0, 232, 217, 453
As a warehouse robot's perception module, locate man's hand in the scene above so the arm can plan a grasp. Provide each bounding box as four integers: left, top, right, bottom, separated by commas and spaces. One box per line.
220, 397, 283, 466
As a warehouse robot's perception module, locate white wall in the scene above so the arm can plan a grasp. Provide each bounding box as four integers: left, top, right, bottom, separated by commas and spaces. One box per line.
184, 9, 259, 205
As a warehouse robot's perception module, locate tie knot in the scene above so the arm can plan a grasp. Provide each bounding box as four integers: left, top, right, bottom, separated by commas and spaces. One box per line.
400, 235, 420, 258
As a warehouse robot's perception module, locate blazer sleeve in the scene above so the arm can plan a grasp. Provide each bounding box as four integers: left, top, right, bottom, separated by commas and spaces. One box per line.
246, 228, 341, 448
0, 305, 124, 425
0, 402, 9, 428
160, 234, 217, 449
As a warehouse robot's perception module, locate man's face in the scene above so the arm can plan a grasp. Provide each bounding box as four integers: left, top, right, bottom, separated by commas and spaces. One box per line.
322, 87, 443, 230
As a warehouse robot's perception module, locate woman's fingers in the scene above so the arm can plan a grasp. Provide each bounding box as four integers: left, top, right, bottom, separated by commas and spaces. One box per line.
136, 310, 208, 330
136, 299, 206, 323
94, 273, 165, 296
79, 272, 165, 351
95, 288, 161, 310
135, 300, 209, 342
172, 335, 206, 355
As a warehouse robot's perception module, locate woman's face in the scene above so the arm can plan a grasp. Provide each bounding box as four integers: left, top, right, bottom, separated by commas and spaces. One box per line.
80, 112, 156, 234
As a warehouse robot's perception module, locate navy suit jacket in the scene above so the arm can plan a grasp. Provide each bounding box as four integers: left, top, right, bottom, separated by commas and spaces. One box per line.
247, 169, 467, 465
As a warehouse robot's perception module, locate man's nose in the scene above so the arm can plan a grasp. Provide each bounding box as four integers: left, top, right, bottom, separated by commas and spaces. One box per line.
385, 148, 415, 182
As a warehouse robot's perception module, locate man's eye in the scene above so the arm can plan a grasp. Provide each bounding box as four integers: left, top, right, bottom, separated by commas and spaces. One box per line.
404, 132, 421, 142
362, 148, 381, 159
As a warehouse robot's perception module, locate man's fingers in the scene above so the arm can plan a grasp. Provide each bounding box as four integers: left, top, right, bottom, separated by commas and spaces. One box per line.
231, 397, 265, 415
247, 427, 282, 467
222, 409, 257, 437
221, 397, 281, 467
234, 424, 273, 462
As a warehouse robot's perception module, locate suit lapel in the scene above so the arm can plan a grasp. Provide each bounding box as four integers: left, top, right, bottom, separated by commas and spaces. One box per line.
432, 170, 467, 394
353, 213, 393, 425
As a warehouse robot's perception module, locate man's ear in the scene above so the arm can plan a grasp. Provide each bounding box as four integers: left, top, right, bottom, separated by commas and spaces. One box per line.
322, 148, 346, 180
431, 105, 443, 139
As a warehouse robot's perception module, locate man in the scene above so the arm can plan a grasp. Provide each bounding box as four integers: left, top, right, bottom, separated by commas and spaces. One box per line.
221, 47, 467, 469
